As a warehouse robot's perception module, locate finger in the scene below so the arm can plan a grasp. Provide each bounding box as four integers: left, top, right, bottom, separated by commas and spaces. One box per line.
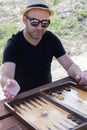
7, 94, 15, 100
78, 79, 86, 85
10, 95, 15, 99
4, 93, 14, 100
75, 75, 81, 82
2, 85, 8, 91
4, 92, 9, 96
7, 79, 18, 87
6, 80, 14, 88
3, 89, 8, 93
3, 91, 14, 99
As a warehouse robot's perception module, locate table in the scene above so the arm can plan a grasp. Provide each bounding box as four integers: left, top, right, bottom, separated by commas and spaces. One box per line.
0, 76, 87, 130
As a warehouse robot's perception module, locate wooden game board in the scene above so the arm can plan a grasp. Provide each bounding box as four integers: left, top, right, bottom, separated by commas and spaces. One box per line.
4, 81, 87, 130
43, 82, 87, 119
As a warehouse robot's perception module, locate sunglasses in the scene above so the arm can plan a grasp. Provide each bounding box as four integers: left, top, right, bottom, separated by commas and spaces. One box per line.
25, 15, 50, 28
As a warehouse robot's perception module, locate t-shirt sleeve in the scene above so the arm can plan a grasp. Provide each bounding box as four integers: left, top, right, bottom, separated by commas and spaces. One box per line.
53, 36, 66, 58
2, 38, 17, 64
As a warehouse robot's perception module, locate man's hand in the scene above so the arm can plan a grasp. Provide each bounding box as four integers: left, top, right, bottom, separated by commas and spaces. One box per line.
75, 72, 87, 86
3, 79, 20, 100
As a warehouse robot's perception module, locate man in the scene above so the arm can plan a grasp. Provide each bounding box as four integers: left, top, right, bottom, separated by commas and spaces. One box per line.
1, 1, 87, 99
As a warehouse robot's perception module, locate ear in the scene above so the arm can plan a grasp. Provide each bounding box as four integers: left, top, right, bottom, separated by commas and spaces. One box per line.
22, 15, 26, 24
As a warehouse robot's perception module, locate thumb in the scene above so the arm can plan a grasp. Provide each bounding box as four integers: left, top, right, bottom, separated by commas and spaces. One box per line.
75, 75, 81, 82
6, 79, 20, 95
6, 79, 17, 87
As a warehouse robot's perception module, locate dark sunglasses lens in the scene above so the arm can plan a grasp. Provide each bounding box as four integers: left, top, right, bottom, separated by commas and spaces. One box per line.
30, 18, 50, 28
41, 20, 50, 28
30, 19, 39, 26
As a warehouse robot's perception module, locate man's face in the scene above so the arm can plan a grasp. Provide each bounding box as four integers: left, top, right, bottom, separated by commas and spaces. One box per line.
24, 9, 50, 40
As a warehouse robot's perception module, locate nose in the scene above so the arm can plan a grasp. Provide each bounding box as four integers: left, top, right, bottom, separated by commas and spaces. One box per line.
37, 23, 42, 29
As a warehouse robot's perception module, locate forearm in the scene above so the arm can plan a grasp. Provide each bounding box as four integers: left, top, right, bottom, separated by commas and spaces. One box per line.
67, 63, 82, 79
0, 63, 20, 99
0, 75, 12, 87
0, 62, 16, 87
1, 68, 15, 87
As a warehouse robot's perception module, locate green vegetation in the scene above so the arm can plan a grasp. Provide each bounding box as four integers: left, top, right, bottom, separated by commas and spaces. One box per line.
80, 0, 87, 3
49, 16, 63, 35
76, 10, 87, 20
50, 0, 59, 5
0, 23, 18, 63
0, 23, 18, 42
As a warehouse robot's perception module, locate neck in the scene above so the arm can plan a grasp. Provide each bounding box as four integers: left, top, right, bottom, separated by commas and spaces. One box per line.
23, 29, 41, 46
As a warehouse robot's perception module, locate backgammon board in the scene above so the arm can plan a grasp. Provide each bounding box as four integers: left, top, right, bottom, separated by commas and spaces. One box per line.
4, 81, 87, 130
42, 81, 87, 119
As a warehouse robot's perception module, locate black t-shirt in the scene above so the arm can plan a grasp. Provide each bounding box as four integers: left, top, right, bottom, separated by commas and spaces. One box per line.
3, 30, 66, 92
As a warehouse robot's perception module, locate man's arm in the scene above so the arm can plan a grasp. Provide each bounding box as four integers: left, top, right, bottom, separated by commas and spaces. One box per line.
57, 54, 82, 79
1, 62, 16, 87
0, 62, 20, 99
